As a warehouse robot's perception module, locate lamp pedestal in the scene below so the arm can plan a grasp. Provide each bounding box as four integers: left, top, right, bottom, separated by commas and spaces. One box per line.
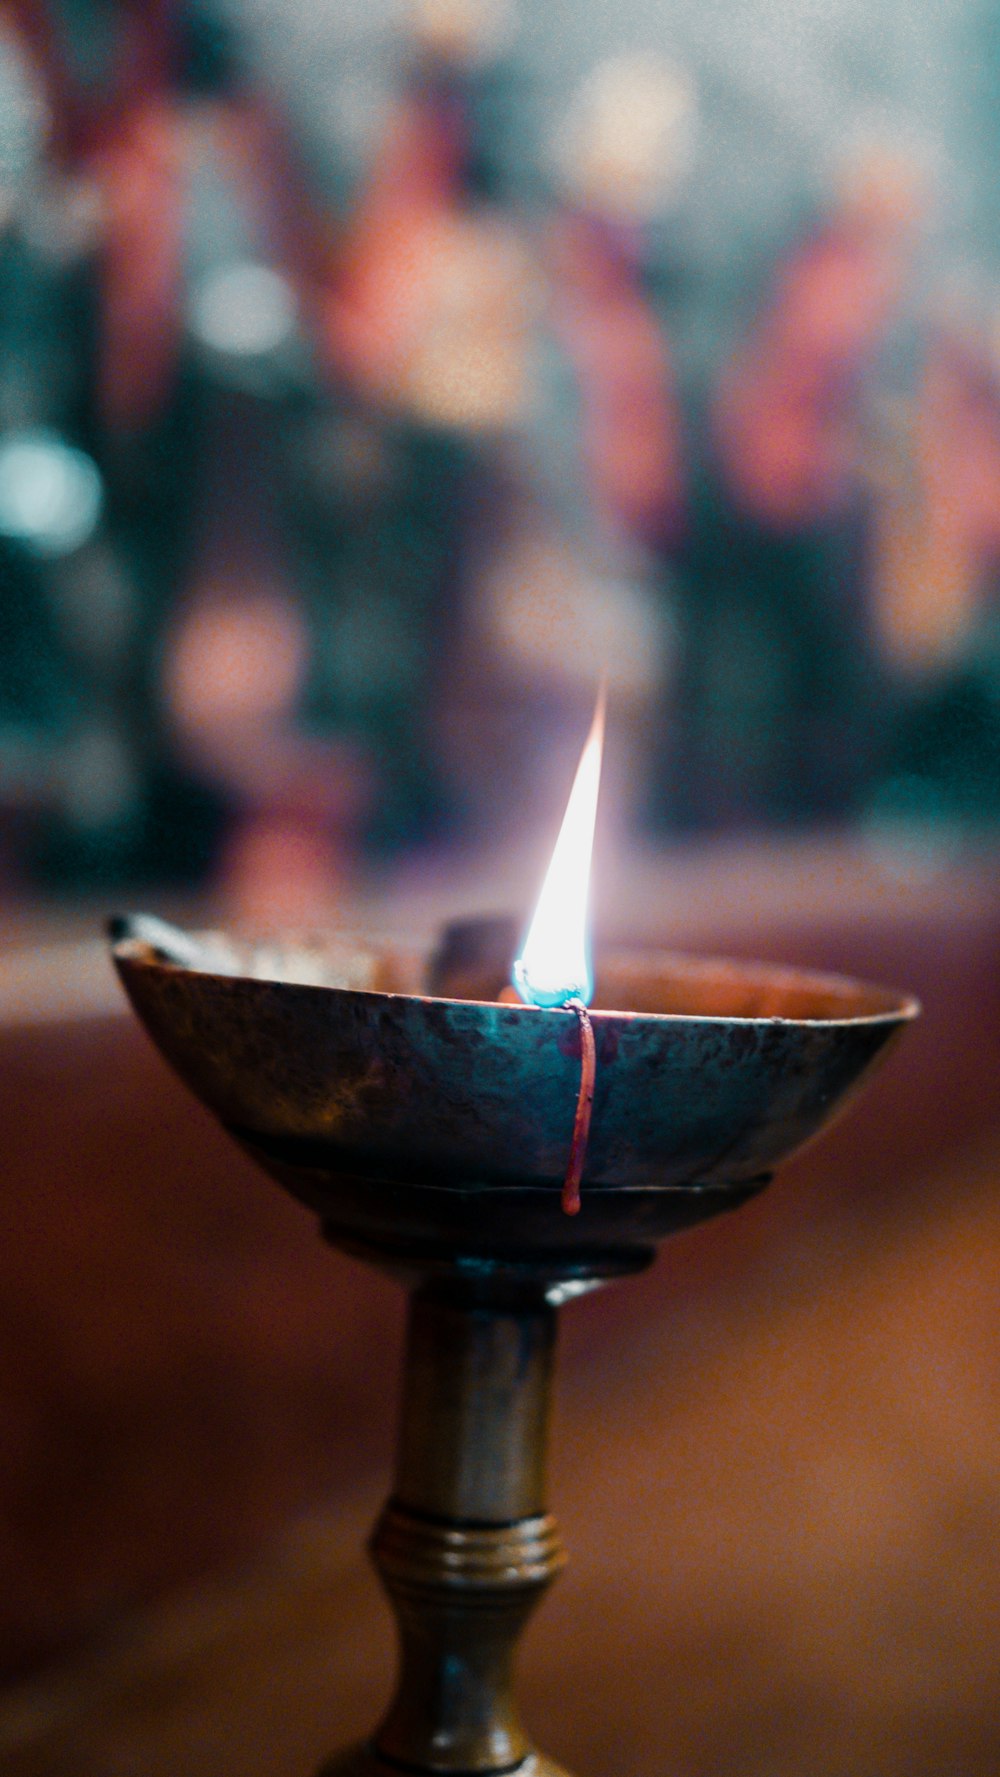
320, 1267, 638, 1777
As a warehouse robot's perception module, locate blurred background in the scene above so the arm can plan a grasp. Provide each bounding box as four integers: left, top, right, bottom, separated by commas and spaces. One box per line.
1, 1, 999, 1773
0, 0, 999, 903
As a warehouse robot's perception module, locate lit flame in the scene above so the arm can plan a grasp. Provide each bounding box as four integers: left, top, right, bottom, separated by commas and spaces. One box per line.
513, 687, 605, 1008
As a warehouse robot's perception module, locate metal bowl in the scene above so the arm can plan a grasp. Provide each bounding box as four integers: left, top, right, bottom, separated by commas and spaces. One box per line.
110, 914, 917, 1272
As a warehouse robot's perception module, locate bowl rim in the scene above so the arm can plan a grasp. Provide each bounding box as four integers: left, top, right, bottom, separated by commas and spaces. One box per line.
110, 917, 921, 1033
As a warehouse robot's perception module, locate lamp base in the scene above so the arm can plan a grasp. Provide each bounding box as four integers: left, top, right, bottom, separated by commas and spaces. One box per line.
319, 1750, 573, 1777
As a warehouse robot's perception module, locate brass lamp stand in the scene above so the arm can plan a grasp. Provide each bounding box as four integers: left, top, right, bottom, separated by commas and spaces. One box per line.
323, 1276, 585, 1776
110, 915, 916, 1777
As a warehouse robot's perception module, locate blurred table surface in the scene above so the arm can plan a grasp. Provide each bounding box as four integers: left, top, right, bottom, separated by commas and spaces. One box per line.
2, 1129, 998, 1777
1, 834, 998, 1776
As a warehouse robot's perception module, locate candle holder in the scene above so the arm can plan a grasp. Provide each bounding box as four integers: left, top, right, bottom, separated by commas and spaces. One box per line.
110, 913, 916, 1777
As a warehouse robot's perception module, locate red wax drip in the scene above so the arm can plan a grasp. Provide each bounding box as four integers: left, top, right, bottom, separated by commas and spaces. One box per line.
562, 1000, 596, 1216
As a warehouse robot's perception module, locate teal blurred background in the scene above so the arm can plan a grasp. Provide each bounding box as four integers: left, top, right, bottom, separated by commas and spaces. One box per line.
1, 0, 999, 918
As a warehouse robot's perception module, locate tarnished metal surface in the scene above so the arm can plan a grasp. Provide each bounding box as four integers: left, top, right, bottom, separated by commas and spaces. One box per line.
110, 915, 917, 1264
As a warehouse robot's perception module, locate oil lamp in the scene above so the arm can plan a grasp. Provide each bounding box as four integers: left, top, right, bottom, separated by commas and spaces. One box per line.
110, 706, 917, 1777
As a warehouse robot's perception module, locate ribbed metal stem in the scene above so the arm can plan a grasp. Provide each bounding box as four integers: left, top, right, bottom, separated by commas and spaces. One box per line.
370, 1285, 566, 1774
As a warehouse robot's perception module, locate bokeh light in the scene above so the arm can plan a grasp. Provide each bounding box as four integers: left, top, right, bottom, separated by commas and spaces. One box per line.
0, 432, 102, 558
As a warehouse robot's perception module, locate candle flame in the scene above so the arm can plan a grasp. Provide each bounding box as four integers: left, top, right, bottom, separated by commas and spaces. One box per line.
513, 687, 605, 1008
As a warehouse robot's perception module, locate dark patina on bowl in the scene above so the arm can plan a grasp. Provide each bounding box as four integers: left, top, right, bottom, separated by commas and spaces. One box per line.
110, 913, 917, 1272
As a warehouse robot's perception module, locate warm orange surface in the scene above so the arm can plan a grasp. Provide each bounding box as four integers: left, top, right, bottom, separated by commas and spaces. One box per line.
1, 1136, 998, 1777
0, 1014, 400, 1677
